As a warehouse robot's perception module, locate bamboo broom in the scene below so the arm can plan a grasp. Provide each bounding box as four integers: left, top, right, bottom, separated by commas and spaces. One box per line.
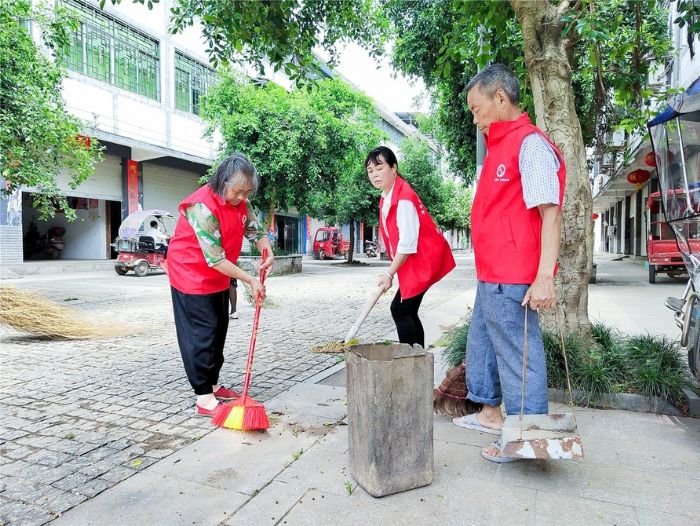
0, 287, 117, 339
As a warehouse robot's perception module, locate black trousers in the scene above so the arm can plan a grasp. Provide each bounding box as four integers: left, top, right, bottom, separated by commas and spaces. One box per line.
391, 289, 426, 348
171, 287, 229, 395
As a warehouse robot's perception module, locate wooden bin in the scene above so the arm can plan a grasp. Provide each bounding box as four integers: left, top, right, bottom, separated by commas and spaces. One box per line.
346, 343, 434, 497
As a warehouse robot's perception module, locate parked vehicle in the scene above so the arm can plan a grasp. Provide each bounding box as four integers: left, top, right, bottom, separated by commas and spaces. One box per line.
113, 209, 174, 277
648, 82, 700, 380
313, 226, 350, 260
646, 191, 700, 283
364, 239, 377, 258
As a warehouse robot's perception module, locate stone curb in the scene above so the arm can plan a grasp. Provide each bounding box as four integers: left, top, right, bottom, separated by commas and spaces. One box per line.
238, 254, 302, 275
548, 388, 684, 416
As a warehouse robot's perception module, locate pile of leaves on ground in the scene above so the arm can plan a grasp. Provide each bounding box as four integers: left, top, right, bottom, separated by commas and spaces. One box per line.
442, 316, 692, 411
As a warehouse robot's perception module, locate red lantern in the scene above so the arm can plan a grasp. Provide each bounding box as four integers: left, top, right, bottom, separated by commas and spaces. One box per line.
627, 169, 651, 189
592, 212, 600, 220
76, 134, 91, 148
644, 151, 656, 167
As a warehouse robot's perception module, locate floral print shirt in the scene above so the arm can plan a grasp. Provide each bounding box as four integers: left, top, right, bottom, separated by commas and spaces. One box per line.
184, 202, 263, 266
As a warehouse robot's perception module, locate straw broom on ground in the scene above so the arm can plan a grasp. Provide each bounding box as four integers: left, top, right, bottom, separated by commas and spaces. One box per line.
0, 287, 117, 339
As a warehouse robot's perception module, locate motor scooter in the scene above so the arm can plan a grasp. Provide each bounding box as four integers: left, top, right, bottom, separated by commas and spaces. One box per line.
648, 83, 700, 380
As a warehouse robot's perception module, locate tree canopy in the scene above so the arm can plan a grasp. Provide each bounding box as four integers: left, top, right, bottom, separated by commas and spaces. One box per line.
1, 0, 102, 220
107, 0, 387, 81
385, 0, 672, 180
201, 74, 384, 224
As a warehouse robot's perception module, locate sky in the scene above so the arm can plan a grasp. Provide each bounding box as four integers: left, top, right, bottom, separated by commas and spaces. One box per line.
328, 43, 431, 114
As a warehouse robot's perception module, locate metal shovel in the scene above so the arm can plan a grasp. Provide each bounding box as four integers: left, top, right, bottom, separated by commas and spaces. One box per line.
500, 308, 584, 461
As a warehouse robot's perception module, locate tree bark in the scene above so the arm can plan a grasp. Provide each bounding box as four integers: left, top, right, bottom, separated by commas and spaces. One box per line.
348, 221, 355, 263
511, 0, 593, 335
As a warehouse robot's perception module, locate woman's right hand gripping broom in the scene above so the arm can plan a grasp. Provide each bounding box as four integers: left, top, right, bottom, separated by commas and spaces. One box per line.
248, 278, 266, 304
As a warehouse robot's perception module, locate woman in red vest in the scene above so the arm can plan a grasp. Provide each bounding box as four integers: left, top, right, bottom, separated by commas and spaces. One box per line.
366, 146, 455, 347
168, 154, 274, 416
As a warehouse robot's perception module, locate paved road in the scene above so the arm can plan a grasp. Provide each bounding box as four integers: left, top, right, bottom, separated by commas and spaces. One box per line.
0, 253, 688, 524
0, 254, 476, 525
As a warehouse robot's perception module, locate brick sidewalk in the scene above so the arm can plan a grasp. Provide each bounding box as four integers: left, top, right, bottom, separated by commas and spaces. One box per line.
0, 256, 475, 524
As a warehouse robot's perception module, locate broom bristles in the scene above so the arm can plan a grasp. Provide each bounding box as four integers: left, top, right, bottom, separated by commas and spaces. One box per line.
212, 395, 269, 430
433, 390, 481, 417
211, 403, 233, 427
432, 362, 482, 417
0, 286, 120, 339
242, 403, 270, 430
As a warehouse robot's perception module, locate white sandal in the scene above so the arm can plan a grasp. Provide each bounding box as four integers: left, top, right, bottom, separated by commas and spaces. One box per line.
481, 440, 521, 463
452, 413, 501, 435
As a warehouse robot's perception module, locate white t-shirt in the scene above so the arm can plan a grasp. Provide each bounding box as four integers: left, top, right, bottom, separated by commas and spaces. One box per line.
145, 226, 168, 244
381, 183, 420, 256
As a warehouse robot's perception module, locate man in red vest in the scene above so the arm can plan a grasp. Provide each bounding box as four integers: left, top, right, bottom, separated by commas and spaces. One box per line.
453, 65, 566, 463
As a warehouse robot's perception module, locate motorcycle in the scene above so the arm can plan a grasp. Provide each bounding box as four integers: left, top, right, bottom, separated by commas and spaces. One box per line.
648, 82, 700, 380
365, 240, 377, 258
46, 226, 65, 259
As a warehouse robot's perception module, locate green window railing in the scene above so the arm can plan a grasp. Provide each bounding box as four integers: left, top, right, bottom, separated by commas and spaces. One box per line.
174, 51, 216, 115
60, 0, 160, 101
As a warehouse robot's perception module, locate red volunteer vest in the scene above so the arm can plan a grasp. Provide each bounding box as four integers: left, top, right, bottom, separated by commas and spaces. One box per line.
380, 176, 456, 299
471, 113, 566, 284
168, 185, 248, 294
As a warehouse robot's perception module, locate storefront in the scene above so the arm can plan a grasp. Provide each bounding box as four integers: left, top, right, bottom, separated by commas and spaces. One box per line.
12, 150, 207, 262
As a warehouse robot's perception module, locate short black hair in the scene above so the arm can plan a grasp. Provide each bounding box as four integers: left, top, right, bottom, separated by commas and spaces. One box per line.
150, 220, 157, 228
365, 146, 398, 170
207, 153, 258, 198
466, 64, 520, 105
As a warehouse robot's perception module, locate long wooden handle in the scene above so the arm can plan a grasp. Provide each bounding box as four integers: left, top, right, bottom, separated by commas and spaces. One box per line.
344, 286, 385, 344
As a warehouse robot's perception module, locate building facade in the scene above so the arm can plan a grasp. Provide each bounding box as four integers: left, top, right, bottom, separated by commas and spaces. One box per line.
0, 0, 446, 266
592, 5, 700, 257
1, 0, 223, 265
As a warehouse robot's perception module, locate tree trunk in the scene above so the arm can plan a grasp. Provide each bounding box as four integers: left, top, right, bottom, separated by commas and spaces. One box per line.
348, 221, 355, 263
511, 0, 593, 335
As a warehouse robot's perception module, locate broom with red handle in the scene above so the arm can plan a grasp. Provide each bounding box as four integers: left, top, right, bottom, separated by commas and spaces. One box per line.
212, 249, 270, 430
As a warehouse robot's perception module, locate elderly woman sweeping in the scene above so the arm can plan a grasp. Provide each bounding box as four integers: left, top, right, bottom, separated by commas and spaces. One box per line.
167, 153, 274, 416
366, 146, 455, 347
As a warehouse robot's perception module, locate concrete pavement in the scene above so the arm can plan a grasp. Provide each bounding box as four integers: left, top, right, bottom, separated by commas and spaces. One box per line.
0, 254, 473, 524
51, 255, 700, 526
2, 253, 698, 525
54, 383, 700, 526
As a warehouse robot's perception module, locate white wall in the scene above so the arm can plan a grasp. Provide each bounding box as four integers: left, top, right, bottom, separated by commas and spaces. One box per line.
671, 3, 700, 89
58, 0, 220, 162
54, 155, 123, 201
22, 193, 107, 259
141, 163, 201, 214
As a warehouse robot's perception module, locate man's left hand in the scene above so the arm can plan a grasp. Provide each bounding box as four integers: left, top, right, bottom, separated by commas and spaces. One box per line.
522, 276, 556, 310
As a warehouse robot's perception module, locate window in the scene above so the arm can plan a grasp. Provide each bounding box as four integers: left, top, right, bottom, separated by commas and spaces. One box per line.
60, 0, 160, 100
174, 52, 216, 115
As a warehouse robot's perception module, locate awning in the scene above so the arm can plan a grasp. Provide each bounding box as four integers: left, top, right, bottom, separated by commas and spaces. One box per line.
648, 77, 700, 127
